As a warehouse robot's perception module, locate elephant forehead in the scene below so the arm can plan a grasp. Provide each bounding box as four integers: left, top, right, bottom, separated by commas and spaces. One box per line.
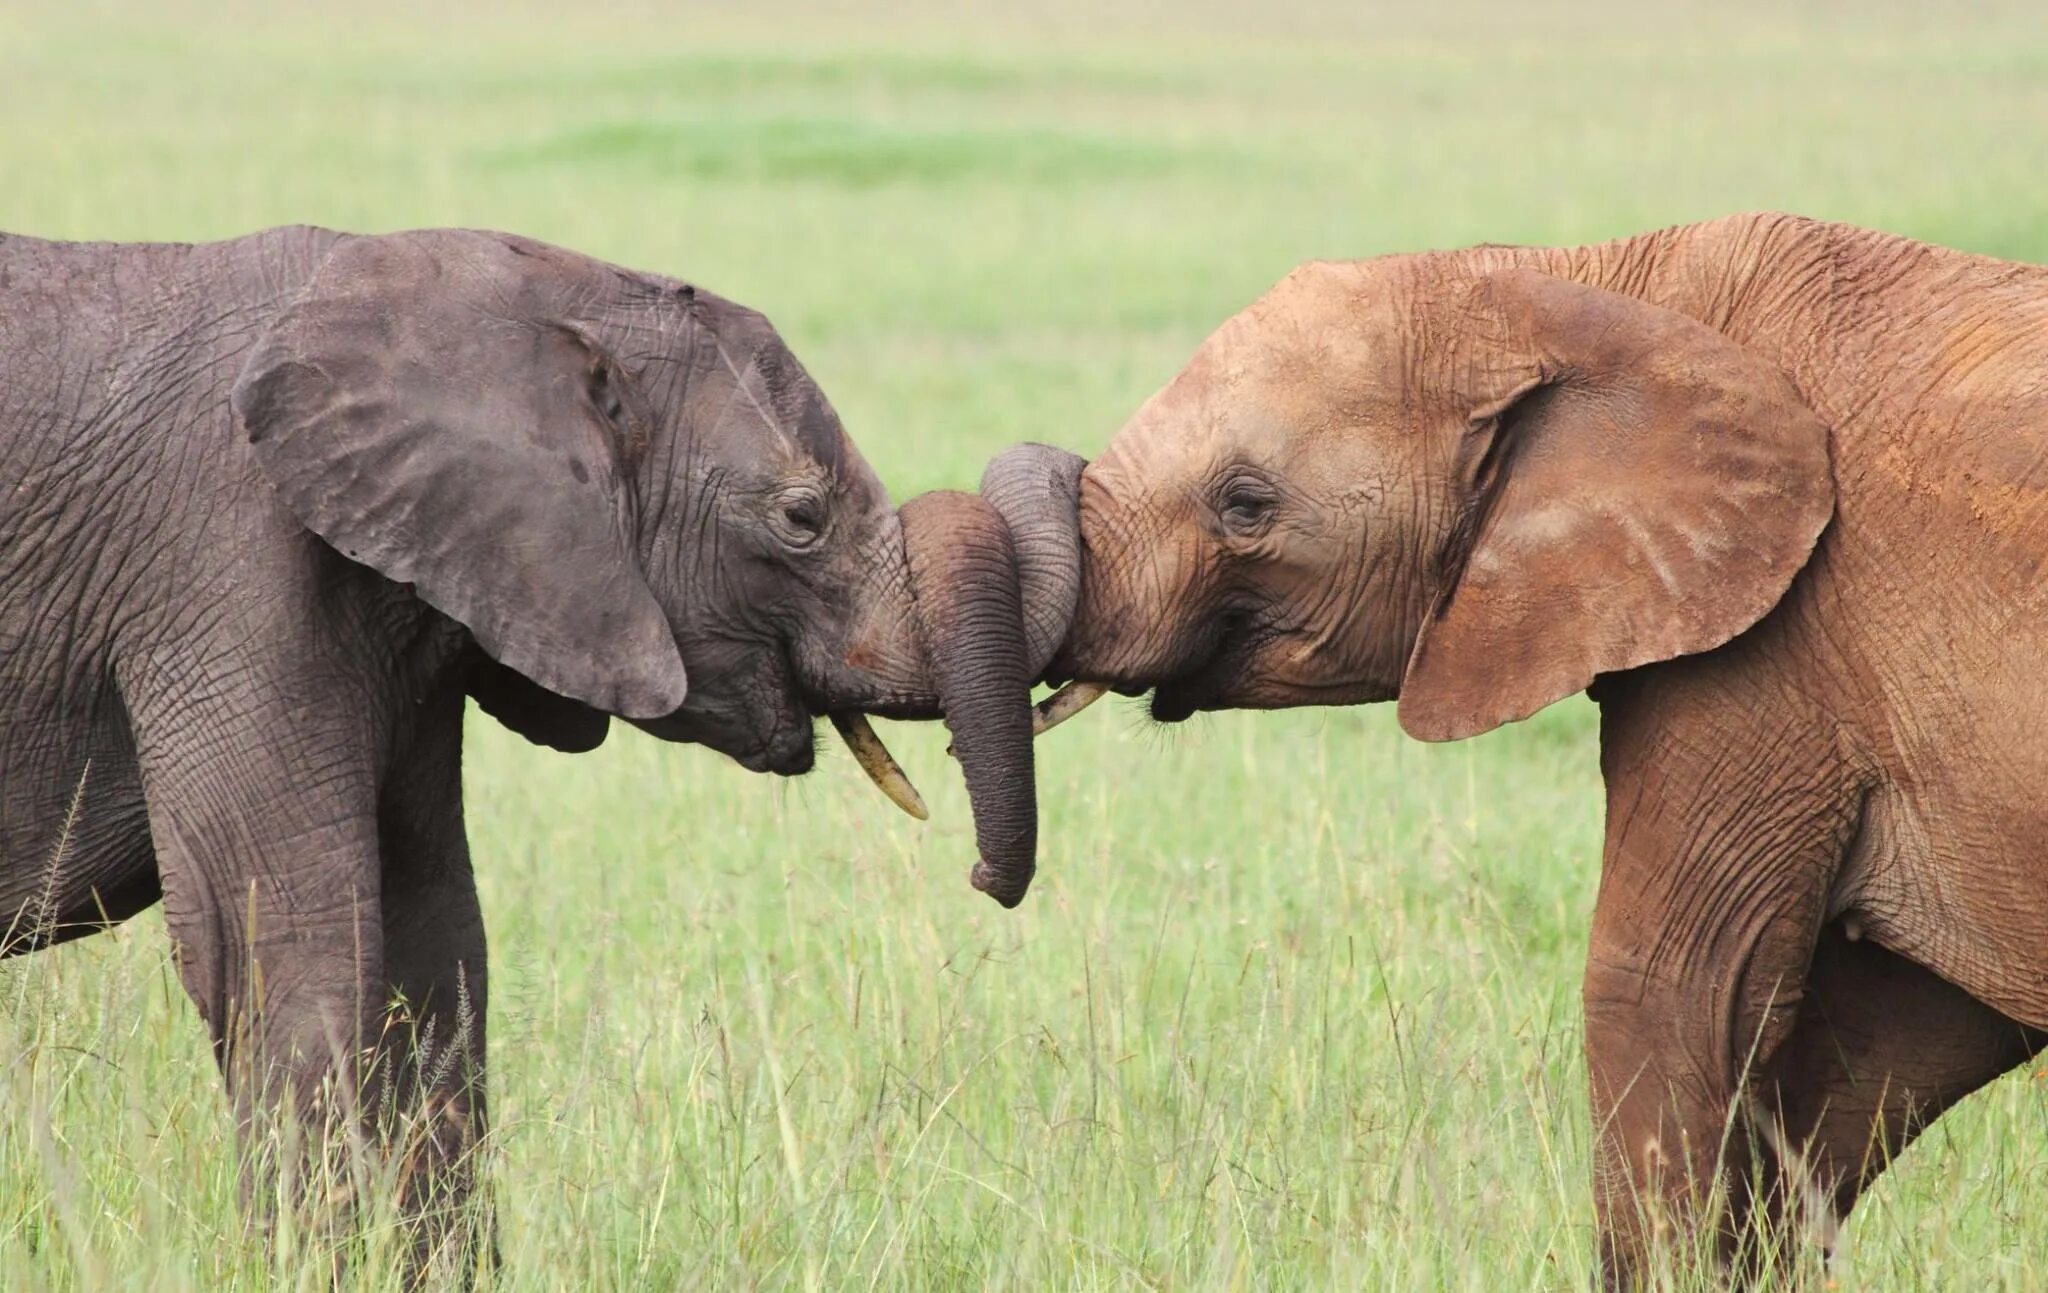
777, 367, 847, 480
732, 336, 837, 474
1102, 362, 1309, 489
695, 324, 850, 482
1102, 270, 1418, 486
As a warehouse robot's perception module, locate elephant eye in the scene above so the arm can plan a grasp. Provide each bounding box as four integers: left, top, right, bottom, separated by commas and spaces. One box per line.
1219, 477, 1277, 529
775, 489, 826, 548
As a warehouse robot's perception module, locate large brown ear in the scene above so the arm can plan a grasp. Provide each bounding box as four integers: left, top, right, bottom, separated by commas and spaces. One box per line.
232, 231, 688, 719
1397, 268, 1833, 742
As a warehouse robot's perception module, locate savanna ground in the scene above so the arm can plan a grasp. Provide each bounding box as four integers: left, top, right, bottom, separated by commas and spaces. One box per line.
4, 1, 2048, 1287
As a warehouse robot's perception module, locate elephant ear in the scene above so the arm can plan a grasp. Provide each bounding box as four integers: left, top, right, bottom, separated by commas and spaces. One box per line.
1397, 267, 1834, 743
232, 231, 688, 720
468, 658, 611, 753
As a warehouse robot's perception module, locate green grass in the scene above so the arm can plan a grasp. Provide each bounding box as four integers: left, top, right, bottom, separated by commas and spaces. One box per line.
5, 0, 2048, 1287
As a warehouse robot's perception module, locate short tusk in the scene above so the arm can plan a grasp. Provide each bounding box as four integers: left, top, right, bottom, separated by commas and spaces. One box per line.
946, 681, 1111, 759
1032, 681, 1109, 736
830, 713, 929, 821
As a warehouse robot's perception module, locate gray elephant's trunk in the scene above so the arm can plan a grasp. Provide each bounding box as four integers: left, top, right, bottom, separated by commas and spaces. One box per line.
900, 490, 1039, 906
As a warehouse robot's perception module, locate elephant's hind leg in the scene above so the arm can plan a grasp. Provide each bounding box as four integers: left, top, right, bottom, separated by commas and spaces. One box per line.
1749, 926, 2043, 1240
0, 721, 158, 955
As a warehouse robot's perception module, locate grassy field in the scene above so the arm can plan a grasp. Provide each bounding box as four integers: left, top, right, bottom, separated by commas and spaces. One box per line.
6, 1, 2048, 1287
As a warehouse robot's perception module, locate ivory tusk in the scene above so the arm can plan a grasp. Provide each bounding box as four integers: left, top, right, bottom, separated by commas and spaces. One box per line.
830, 713, 929, 821
945, 681, 1112, 759
1032, 680, 1109, 736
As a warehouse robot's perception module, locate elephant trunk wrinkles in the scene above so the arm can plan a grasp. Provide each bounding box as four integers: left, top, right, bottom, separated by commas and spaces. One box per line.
977, 443, 1088, 681
974, 443, 1115, 737
900, 491, 1039, 907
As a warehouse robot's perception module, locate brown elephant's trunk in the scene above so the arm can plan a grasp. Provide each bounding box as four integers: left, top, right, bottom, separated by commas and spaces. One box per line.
977, 443, 1109, 738
977, 443, 1087, 679
900, 490, 1039, 907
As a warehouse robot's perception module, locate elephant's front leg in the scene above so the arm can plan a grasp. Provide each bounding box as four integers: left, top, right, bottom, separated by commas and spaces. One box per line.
1584, 682, 1865, 1287
128, 684, 389, 1245
375, 683, 493, 1279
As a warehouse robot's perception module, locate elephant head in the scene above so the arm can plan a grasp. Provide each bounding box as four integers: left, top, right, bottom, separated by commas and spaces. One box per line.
1012, 253, 1835, 740
229, 229, 1047, 904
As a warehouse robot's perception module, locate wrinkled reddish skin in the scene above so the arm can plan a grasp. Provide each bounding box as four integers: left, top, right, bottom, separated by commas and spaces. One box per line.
1055, 213, 2048, 1282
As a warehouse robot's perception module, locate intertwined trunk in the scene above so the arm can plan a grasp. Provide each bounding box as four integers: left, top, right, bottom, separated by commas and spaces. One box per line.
820, 445, 1088, 907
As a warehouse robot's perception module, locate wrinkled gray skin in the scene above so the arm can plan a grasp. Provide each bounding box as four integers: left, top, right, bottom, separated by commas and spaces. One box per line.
0, 226, 1058, 1271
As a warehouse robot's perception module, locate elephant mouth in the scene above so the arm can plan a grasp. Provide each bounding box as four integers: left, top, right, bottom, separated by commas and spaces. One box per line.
754, 721, 818, 776
636, 702, 816, 775
1143, 614, 1261, 723
633, 633, 820, 774
1149, 670, 1230, 724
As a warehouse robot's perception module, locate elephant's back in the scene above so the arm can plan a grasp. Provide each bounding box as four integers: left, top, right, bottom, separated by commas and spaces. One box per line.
0, 224, 341, 484
0, 228, 342, 669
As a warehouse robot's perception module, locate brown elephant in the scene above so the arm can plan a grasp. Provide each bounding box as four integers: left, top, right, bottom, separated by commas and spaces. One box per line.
1008, 213, 2048, 1281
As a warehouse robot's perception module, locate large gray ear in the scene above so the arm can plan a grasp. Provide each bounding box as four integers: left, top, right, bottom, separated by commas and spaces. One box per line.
232, 231, 688, 719
468, 658, 611, 753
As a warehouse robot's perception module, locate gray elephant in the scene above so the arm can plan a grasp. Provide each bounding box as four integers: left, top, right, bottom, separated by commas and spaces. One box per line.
0, 226, 1074, 1266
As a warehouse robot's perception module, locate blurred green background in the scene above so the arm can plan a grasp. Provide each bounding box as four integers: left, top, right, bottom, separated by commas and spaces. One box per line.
4, 1, 2047, 1287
